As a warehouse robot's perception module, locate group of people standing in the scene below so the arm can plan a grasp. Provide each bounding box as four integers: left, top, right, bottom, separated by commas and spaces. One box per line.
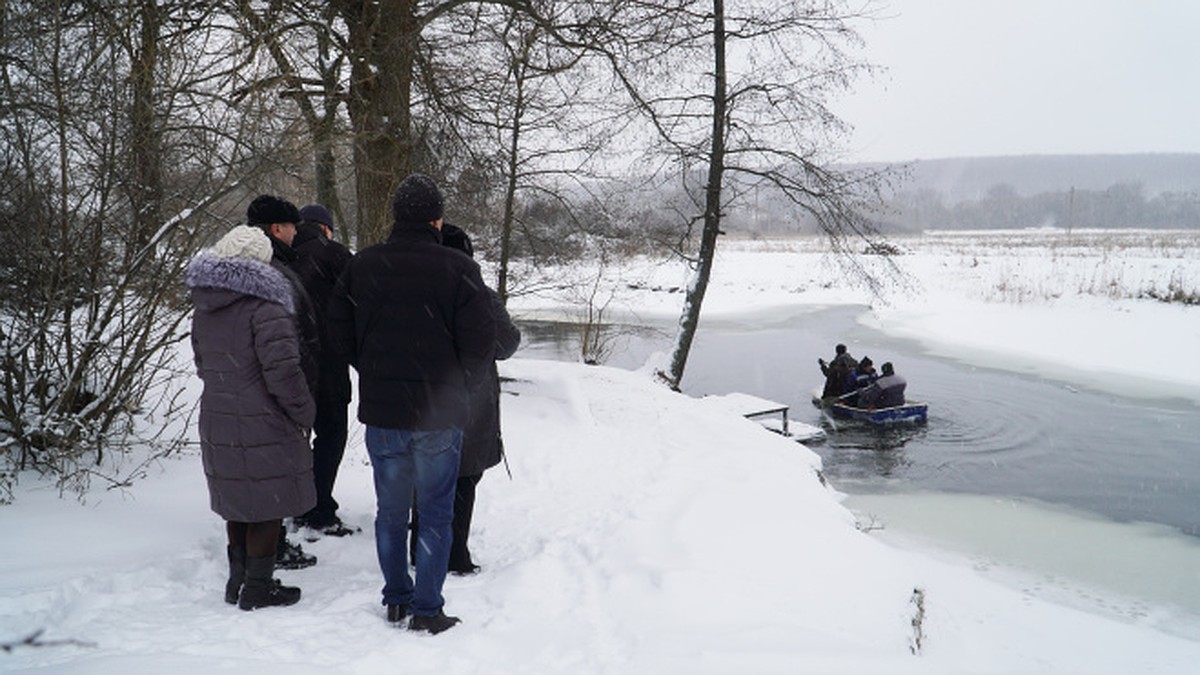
817, 344, 907, 408
186, 174, 518, 635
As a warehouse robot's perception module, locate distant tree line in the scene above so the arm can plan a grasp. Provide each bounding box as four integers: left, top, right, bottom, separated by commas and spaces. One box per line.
875, 182, 1200, 232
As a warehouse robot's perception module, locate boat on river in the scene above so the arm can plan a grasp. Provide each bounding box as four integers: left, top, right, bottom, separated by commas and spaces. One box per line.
811, 392, 929, 425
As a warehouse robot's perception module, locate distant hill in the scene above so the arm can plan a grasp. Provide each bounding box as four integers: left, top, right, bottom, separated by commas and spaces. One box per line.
639, 154, 1200, 235
885, 154, 1200, 202
833, 154, 1200, 232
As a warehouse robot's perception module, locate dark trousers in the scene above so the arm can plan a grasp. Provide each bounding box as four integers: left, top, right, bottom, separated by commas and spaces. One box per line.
308, 398, 348, 521
411, 473, 483, 571
450, 474, 482, 570
227, 519, 281, 557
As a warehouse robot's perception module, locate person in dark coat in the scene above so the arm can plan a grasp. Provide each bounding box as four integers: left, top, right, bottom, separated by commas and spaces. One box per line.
859, 361, 908, 408
818, 343, 858, 398
248, 195, 321, 395
290, 204, 355, 536
842, 356, 877, 407
247, 194, 321, 569
420, 223, 520, 576
327, 174, 496, 635
186, 225, 316, 611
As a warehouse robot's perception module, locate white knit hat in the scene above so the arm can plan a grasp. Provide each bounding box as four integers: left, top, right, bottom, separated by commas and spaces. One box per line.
211, 225, 272, 263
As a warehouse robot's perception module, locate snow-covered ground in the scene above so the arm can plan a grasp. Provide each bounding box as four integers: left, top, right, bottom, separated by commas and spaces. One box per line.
2, 229, 1198, 673
513, 229, 1200, 404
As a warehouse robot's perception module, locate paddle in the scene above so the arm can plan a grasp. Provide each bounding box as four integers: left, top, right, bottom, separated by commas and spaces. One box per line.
817, 388, 862, 407
817, 387, 865, 431
820, 406, 840, 432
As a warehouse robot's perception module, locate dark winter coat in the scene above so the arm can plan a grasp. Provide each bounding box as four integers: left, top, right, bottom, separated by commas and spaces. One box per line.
187, 252, 317, 522
291, 221, 353, 403
269, 236, 322, 397
821, 351, 858, 398
859, 373, 907, 408
327, 221, 497, 430
459, 287, 521, 477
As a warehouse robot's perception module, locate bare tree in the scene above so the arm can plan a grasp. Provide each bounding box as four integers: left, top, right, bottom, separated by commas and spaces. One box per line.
326, 0, 619, 247
426, 2, 626, 303
559, 0, 898, 389
230, 0, 351, 236
0, 1, 288, 500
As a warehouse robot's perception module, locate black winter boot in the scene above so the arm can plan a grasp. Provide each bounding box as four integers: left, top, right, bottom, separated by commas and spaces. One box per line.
239, 555, 301, 610
408, 610, 461, 635
275, 536, 317, 570
386, 604, 409, 624
225, 545, 247, 605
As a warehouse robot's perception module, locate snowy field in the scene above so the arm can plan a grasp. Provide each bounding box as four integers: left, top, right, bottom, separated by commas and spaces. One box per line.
2, 228, 1199, 673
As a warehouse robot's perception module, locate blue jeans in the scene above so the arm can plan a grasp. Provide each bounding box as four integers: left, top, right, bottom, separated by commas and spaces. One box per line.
364, 426, 462, 616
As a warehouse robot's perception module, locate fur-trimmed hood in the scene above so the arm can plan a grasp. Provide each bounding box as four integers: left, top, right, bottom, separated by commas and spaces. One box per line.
186, 250, 295, 314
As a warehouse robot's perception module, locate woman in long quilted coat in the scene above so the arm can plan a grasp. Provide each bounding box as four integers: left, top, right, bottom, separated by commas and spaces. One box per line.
186, 225, 316, 611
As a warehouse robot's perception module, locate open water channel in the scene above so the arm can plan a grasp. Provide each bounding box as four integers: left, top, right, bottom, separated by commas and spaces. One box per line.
514, 306, 1200, 637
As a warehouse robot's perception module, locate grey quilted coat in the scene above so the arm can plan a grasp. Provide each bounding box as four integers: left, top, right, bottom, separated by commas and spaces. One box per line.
187, 252, 317, 522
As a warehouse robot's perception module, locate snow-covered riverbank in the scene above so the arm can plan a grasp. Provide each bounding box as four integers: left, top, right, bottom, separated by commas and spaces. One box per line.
3, 229, 1198, 673
509, 229, 1200, 404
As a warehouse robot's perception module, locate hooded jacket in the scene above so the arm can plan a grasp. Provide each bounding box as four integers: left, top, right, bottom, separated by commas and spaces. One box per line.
187, 252, 317, 522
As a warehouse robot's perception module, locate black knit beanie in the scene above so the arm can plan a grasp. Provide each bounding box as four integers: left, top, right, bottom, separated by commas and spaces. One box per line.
392, 174, 445, 224
247, 194, 301, 227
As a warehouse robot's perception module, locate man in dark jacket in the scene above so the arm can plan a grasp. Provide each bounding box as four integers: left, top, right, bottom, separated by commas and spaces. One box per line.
246, 194, 320, 570
291, 204, 356, 536
859, 361, 908, 408
327, 174, 496, 635
818, 343, 858, 398
427, 223, 520, 575
249, 195, 321, 395
842, 356, 877, 407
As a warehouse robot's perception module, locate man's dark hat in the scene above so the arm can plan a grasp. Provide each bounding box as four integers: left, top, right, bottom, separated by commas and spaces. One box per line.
247, 194, 300, 227
392, 174, 445, 224
299, 204, 333, 228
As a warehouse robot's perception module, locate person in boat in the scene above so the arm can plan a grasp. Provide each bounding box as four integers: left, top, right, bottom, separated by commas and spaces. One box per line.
851, 356, 878, 388
818, 344, 858, 398
859, 361, 907, 409
842, 356, 878, 406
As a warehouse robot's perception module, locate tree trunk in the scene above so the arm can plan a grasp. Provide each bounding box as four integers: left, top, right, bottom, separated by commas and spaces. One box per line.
129, 0, 163, 254
664, 0, 726, 391
312, 111, 341, 232
497, 55, 526, 304
339, 0, 417, 246
313, 8, 345, 237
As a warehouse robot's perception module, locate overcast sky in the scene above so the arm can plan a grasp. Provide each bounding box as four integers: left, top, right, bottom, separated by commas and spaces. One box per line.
834, 0, 1200, 162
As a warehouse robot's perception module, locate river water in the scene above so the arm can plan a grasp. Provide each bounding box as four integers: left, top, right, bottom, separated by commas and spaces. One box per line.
514, 306, 1200, 637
